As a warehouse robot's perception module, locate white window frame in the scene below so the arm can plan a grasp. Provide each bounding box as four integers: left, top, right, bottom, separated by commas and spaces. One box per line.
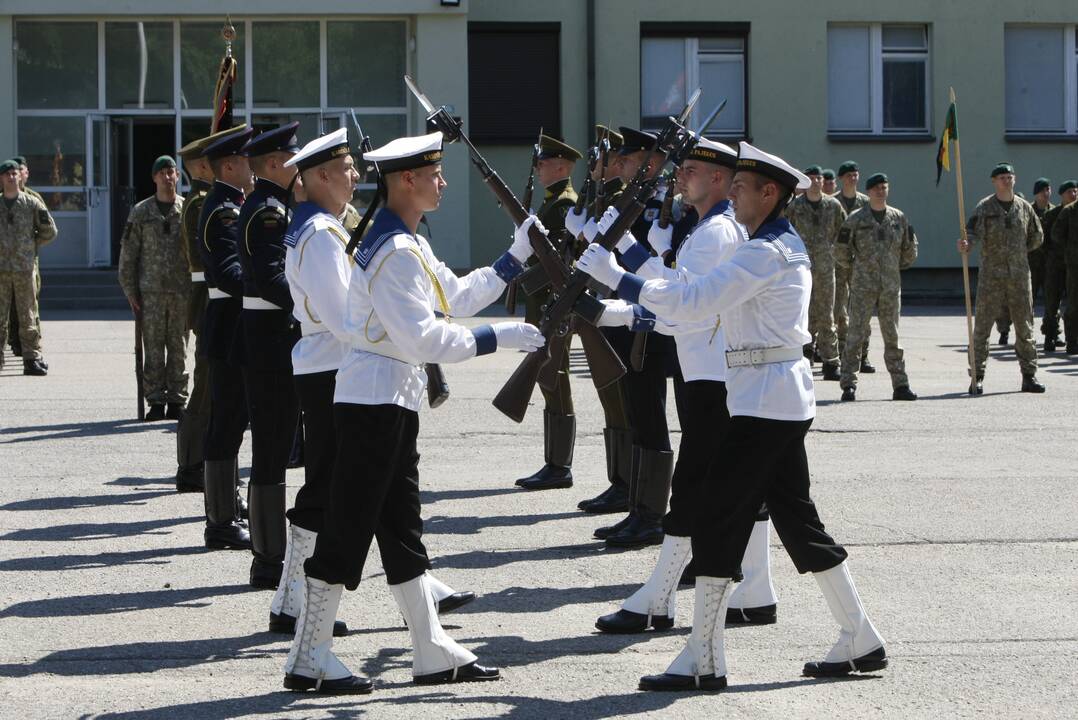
1004, 24, 1078, 136
828, 23, 931, 136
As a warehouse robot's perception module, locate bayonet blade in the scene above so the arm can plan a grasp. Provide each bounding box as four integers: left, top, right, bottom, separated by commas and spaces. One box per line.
694, 98, 728, 136
349, 108, 365, 140
677, 88, 702, 125
404, 74, 436, 114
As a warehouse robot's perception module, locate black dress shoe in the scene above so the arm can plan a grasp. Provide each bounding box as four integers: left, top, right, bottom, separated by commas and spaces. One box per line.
437, 591, 476, 614
516, 464, 573, 490
639, 672, 727, 692
284, 672, 373, 694
859, 359, 875, 373
1044, 338, 1058, 353
413, 661, 500, 685
176, 463, 204, 493
165, 403, 185, 421
1021, 374, 1046, 393
595, 609, 674, 634
803, 646, 888, 677
892, 385, 917, 401
821, 362, 840, 381
145, 404, 166, 421
840, 387, 856, 402
250, 559, 283, 590
578, 483, 629, 514
594, 512, 633, 540
270, 611, 348, 636
204, 523, 252, 550
605, 513, 663, 548
726, 604, 777, 625
22, 358, 47, 376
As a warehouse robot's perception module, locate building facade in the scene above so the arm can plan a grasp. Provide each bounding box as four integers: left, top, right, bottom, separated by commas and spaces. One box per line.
3, 1, 1076, 296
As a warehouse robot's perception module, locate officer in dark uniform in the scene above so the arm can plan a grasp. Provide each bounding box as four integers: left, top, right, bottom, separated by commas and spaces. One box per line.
175, 124, 248, 493
516, 135, 581, 491
197, 126, 255, 551
234, 123, 303, 589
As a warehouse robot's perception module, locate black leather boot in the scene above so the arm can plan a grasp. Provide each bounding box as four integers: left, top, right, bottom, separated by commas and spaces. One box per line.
605, 447, 672, 549
21, 357, 46, 375
204, 459, 251, 550
841, 387, 856, 402
821, 362, 840, 381
859, 359, 875, 373
176, 462, 204, 493
249, 483, 287, 589
892, 385, 917, 401
145, 404, 166, 421
517, 410, 574, 490
234, 458, 248, 520
578, 427, 631, 514
1021, 373, 1046, 393
165, 403, 185, 421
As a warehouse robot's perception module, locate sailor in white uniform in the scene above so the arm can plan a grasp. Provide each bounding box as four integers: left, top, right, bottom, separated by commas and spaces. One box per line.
579, 141, 887, 692
282, 130, 544, 694
588, 137, 780, 635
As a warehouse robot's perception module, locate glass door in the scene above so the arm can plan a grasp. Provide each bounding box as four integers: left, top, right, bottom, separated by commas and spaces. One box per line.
86, 115, 112, 267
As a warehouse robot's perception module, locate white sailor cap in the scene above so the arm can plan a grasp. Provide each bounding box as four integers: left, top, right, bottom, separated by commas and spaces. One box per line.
284, 127, 350, 172
685, 136, 737, 169
364, 131, 444, 174
735, 141, 811, 191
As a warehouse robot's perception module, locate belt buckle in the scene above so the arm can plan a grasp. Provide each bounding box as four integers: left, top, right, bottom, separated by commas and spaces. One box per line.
749, 348, 766, 366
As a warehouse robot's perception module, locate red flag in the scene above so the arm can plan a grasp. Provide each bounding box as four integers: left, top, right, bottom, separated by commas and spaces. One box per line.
211, 20, 238, 133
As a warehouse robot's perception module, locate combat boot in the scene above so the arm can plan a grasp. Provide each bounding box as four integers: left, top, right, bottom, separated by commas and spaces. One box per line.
165, 403, 184, 421
283, 577, 371, 694
1021, 373, 1046, 393
1044, 338, 1058, 353
145, 404, 166, 421
821, 362, 840, 381
892, 385, 917, 401
859, 358, 875, 373
203, 459, 251, 550
969, 376, 984, 395
803, 561, 887, 677
516, 410, 574, 490
175, 462, 204, 493
578, 427, 632, 514
249, 483, 287, 589
269, 525, 349, 636
726, 519, 779, 625
841, 387, 856, 402
605, 447, 672, 548
597, 535, 690, 633
22, 357, 47, 376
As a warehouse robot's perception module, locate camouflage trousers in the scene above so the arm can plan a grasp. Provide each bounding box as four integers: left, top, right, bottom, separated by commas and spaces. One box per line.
973, 270, 1037, 376
840, 283, 908, 390
141, 291, 190, 405
0, 270, 43, 360
808, 265, 839, 363
834, 262, 870, 357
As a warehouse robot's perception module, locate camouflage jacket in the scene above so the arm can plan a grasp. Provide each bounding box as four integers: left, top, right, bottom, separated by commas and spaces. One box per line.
835, 205, 918, 285
118, 194, 190, 296
0, 191, 57, 273
835, 190, 869, 217
181, 180, 211, 274
785, 193, 846, 274
1051, 201, 1078, 265
965, 194, 1043, 278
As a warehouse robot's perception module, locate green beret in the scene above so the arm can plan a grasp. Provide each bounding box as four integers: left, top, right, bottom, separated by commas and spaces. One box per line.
0, 159, 19, 174
537, 134, 581, 162
864, 172, 888, 190
11, 155, 27, 166
837, 161, 859, 176
1033, 178, 1051, 194
991, 163, 1015, 177
822, 168, 836, 180
152, 155, 177, 174
1059, 180, 1078, 195
803, 165, 823, 176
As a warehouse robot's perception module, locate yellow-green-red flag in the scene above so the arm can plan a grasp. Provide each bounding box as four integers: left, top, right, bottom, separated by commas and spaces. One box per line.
935, 101, 958, 186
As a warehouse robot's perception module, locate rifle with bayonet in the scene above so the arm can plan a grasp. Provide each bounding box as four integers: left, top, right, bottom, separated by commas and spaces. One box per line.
490, 91, 706, 421
345, 109, 450, 409
504, 128, 542, 313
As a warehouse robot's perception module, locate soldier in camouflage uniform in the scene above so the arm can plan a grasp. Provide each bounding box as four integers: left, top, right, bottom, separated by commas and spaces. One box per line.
821, 168, 837, 196
834, 161, 874, 373
836, 173, 917, 401
958, 163, 1045, 394
785, 165, 845, 380
1029, 178, 1052, 309
1050, 181, 1078, 353
1040, 181, 1075, 352
118, 156, 190, 421
0, 159, 56, 374
7, 155, 46, 358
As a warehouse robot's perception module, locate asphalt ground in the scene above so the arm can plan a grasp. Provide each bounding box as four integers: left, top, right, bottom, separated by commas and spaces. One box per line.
1, 308, 1075, 719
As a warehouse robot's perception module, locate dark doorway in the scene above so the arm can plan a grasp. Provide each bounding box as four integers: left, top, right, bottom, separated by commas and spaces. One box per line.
110, 117, 175, 265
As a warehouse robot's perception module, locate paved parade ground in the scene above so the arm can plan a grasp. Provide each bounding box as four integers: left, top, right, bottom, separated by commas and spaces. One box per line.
1, 308, 1075, 719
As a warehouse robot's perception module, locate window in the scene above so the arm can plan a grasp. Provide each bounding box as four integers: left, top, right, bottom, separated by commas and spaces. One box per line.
327, 21, 407, 108
468, 23, 561, 143
641, 31, 746, 138
106, 22, 174, 109
828, 24, 930, 136
15, 22, 98, 109
180, 22, 246, 110
1004, 25, 1078, 136
252, 22, 320, 108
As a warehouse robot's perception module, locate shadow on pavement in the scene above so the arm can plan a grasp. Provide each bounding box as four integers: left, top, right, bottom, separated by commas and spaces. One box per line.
432, 542, 603, 570
450, 583, 638, 615
107, 475, 177, 488
0, 583, 248, 619
0, 545, 207, 572
0, 418, 158, 443
0, 490, 175, 512
419, 486, 522, 503
76, 695, 364, 720
0, 515, 201, 542
425, 511, 583, 535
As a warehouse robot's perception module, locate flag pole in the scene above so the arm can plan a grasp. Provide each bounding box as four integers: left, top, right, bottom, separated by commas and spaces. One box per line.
950, 87, 977, 394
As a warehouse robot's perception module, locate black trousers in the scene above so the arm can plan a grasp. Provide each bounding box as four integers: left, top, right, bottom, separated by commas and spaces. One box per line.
304, 403, 430, 590
665, 378, 729, 537
289, 370, 336, 533
611, 328, 671, 452
1043, 251, 1067, 340
203, 358, 249, 461
692, 416, 847, 578
243, 367, 299, 487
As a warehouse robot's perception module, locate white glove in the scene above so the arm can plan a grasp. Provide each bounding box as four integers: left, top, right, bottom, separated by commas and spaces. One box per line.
597, 300, 634, 328
596, 206, 620, 235
581, 218, 600, 243
565, 207, 587, 238
577, 243, 625, 290
510, 215, 546, 263
491, 321, 545, 352
648, 220, 673, 257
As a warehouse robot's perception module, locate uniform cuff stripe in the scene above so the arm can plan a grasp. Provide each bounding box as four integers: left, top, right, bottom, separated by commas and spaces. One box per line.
492, 252, 524, 283
621, 243, 651, 272
473, 325, 497, 356
617, 273, 645, 303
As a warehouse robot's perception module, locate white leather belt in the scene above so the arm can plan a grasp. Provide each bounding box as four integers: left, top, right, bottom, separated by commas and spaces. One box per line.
301, 322, 327, 337
242, 296, 282, 311
191, 271, 205, 282
207, 287, 231, 300
725, 347, 804, 368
